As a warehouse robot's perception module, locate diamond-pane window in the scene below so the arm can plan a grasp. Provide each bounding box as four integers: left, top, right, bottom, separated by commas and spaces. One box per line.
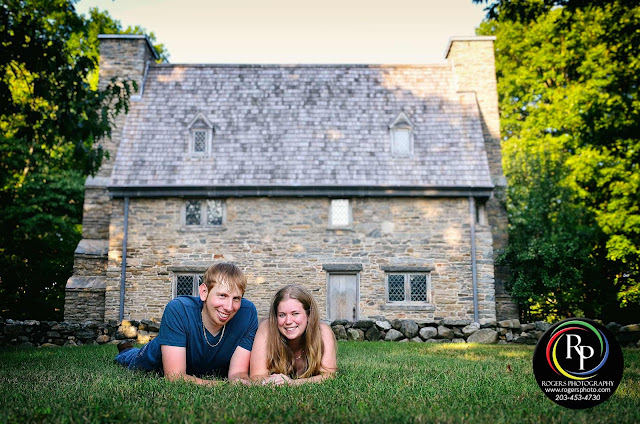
388, 275, 405, 302
193, 131, 207, 153
330, 199, 350, 227
176, 275, 195, 296
386, 272, 430, 303
185, 200, 201, 226
410, 274, 427, 302
174, 274, 204, 298
187, 114, 213, 156
206, 200, 223, 226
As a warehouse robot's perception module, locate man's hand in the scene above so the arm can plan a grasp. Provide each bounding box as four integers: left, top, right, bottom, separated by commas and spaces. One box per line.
161, 345, 223, 386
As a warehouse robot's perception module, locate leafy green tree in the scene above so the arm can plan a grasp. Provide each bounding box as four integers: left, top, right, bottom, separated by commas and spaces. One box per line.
0, 0, 165, 320
475, 0, 640, 321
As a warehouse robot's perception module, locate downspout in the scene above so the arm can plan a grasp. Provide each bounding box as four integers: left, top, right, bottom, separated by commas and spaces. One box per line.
119, 196, 130, 321
469, 196, 479, 323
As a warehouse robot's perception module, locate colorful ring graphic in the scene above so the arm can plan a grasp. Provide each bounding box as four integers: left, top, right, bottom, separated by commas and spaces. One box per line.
545, 320, 609, 380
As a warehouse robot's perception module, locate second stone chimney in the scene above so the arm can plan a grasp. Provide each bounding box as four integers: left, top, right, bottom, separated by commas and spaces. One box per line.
446, 36, 518, 320
446, 36, 504, 186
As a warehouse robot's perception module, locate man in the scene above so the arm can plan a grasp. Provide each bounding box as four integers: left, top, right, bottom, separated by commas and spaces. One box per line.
114, 263, 258, 385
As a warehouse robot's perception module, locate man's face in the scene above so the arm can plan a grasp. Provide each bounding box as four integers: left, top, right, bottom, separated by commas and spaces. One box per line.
200, 283, 243, 330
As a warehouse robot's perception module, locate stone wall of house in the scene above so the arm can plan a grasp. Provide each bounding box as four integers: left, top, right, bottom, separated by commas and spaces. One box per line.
104, 196, 496, 324
2, 317, 639, 348
63, 290, 106, 322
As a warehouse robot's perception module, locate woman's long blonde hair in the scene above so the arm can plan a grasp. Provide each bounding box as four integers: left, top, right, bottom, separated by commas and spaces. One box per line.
267, 285, 324, 378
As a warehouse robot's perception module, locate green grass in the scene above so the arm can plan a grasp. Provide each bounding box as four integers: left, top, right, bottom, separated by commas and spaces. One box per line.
0, 342, 638, 423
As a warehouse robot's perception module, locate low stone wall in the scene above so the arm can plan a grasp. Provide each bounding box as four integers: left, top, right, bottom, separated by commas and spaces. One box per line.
0, 317, 159, 348
330, 318, 640, 348
1, 316, 639, 348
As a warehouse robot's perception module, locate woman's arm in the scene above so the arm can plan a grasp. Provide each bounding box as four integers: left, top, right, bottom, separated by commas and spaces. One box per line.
228, 346, 251, 383
285, 323, 337, 385
249, 320, 272, 382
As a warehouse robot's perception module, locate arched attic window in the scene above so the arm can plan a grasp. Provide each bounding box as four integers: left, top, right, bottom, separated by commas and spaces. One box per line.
187, 113, 214, 157
389, 112, 414, 157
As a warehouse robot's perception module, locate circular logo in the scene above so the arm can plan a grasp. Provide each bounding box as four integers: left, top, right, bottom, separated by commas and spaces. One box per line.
533, 318, 624, 409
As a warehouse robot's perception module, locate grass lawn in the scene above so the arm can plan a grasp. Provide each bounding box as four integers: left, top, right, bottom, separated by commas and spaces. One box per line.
0, 342, 638, 423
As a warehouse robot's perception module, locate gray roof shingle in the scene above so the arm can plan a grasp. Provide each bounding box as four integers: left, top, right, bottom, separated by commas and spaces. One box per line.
110, 64, 493, 190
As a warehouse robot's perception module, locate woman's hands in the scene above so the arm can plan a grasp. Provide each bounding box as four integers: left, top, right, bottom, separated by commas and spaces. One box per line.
261, 373, 291, 386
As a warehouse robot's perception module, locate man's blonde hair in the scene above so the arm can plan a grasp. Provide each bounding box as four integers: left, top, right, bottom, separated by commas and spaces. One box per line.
203, 263, 247, 295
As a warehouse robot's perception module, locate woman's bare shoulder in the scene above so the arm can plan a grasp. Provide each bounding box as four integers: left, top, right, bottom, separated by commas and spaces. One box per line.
256, 318, 269, 334
319, 322, 335, 337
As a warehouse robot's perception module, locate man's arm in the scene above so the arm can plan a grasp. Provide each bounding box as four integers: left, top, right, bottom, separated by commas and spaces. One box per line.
160, 345, 222, 386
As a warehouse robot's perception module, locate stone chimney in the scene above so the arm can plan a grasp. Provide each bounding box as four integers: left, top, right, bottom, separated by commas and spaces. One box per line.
93, 35, 158, 179
97, 34, 158, 94
446, 36, 518, 320
64, 36, 158, 322
446, 36, 504, 186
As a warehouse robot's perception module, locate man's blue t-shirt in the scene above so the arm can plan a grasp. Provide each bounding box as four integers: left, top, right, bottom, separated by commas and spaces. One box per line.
115, 296, 258, 378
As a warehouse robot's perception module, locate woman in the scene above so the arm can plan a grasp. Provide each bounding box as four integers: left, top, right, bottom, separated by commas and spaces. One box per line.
250, 285, 337, 385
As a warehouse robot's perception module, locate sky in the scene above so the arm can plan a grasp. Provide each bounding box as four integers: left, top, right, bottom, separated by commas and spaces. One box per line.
74, 0, 490, 64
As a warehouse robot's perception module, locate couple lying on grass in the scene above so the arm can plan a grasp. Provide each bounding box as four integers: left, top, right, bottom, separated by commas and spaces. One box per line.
115, 262, 337, 386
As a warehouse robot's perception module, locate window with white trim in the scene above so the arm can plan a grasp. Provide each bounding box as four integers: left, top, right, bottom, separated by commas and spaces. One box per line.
389, 112, 414, 157
173, 274, 204, 298
386, 272, 430, 303
329, 199, 351, 227
184, 199, 225, 227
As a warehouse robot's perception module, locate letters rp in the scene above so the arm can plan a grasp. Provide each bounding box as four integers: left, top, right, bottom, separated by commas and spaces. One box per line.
565, 334, 594, 370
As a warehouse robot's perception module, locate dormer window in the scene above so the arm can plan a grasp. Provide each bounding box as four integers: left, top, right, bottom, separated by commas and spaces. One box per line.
187, 113, 214, 156
389, 112, 414, 157
192, 130, 207, 153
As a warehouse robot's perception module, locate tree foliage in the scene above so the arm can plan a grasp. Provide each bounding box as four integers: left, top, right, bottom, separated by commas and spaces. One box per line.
476, 0, 640, 321
0, 0, 165, 319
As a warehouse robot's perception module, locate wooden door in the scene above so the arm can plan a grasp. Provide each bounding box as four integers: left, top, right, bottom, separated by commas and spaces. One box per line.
327, 274, 358, 321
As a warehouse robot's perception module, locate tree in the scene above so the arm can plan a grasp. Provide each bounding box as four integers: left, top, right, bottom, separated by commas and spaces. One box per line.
475, 0, 640, 321
0, 0, 165, 320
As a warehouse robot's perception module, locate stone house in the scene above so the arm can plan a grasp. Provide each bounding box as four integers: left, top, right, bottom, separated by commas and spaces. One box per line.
65, 34, 517, 325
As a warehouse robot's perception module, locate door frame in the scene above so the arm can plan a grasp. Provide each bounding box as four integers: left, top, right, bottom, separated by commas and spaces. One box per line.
325, 271, 360, 322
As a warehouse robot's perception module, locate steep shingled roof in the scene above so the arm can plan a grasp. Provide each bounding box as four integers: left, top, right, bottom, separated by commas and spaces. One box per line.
110, 64, 493, 191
